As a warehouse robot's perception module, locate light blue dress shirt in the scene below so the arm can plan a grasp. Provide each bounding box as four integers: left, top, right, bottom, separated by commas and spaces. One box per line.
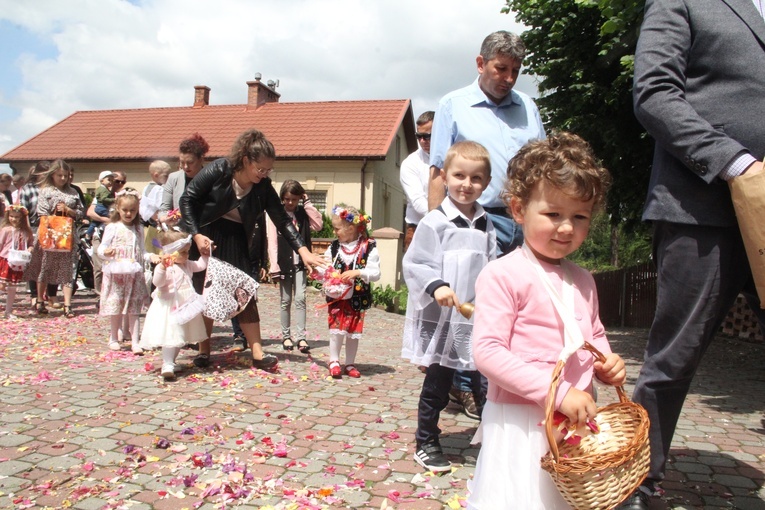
429, 78, 546, 209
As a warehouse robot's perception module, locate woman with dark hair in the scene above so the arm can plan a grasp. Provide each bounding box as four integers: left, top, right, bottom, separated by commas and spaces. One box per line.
180, 129, 327, 371
160, 133, 209, 218
267, 179, 323, 353
158, 134, 212, 364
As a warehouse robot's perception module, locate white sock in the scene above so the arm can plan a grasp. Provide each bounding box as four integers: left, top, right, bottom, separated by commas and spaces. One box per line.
345, 336, 359, 366
162, 346, 181, 366
329, 332, 344, 362
5, 286, 16, 316
128, 314, 140, 348
110, 315, 122, 343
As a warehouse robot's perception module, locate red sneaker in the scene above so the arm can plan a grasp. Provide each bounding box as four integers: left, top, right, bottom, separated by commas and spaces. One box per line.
329, 361, 342, 378
344, 365, 361, 378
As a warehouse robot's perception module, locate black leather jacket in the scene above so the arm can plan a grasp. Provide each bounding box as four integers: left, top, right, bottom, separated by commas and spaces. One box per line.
179, 158, 304, 256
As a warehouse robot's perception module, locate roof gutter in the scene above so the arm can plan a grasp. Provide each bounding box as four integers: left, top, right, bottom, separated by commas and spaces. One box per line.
359, 158, 368, 212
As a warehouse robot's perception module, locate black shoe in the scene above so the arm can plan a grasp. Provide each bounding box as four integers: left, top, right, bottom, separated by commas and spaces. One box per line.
281, 338, 295, 351
193, 353, 210, 368
296, 339, 310, 353
413, 442, 451, 472
616, 489, 649, 510
252, 354, 278, 371
231, 335, 247, 352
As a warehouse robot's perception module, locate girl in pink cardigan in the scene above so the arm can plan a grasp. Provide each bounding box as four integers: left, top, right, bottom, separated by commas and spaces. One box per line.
139, 229, 207, 381
467, 133, 627, 509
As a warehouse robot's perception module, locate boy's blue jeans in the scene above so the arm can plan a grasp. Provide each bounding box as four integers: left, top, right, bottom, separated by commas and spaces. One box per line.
86, 203, 109, 237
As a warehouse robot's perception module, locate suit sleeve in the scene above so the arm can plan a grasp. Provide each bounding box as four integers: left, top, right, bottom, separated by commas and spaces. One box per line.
633, 0, 748, 181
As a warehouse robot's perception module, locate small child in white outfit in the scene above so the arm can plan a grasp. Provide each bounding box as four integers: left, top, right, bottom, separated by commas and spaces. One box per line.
139, 229, 207, 381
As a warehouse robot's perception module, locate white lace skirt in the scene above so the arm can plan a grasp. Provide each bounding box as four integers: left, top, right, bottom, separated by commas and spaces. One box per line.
467, 400, 571, 509
139, 296, 207, 349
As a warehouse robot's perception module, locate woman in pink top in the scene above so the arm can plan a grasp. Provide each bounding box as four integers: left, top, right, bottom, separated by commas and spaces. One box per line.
467, 133, 627, 509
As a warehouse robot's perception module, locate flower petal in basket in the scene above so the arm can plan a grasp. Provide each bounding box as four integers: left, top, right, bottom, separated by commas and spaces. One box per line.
541, 341, 651, 510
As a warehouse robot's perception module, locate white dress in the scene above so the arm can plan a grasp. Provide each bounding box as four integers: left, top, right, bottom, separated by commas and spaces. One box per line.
98, 222, 149, 316
467, 401, 571, 509
401, 200, 496, 369
139, 259, 208, 349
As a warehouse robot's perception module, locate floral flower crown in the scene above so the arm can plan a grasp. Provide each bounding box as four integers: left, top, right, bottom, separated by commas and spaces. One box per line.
332, 206, 371, 226
7, 204, 28, 216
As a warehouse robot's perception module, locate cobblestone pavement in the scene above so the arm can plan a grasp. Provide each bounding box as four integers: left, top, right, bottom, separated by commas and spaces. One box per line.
1, 284, 764, 509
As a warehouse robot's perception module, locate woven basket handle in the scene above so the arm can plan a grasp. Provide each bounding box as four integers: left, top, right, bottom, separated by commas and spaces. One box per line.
544, 341, 629, 462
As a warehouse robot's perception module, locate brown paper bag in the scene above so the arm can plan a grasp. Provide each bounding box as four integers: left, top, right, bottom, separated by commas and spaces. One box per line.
729, 171, 765, 308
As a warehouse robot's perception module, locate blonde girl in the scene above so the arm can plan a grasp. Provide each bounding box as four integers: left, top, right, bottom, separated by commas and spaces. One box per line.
0, 205, 34, 318
139, 229, 207, 381
98, 190, 150, 353
24, 159, 84, 317
320, 204, 380, 379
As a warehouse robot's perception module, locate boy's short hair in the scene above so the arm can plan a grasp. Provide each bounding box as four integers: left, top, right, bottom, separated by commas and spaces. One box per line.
443, 141, 491, 179
149, 160, 171, 175
506, 132, 611, 211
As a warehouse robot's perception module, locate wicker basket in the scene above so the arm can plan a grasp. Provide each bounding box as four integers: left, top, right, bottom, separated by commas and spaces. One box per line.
541, 342, 650, 510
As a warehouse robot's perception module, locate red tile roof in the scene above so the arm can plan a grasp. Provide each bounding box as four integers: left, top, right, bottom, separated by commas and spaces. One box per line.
1, 99, 415, 162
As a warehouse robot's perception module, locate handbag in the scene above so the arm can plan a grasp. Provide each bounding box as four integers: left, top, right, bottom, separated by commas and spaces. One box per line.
38, 212, 74, 252
7, 233, 31, 271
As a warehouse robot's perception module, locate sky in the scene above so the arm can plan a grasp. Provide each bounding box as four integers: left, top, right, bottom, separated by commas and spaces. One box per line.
0, 0, 533, 175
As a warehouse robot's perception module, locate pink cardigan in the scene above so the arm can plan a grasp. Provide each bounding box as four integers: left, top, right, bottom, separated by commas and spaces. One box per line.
0, 226, 34, 259
472, 249, 612, 411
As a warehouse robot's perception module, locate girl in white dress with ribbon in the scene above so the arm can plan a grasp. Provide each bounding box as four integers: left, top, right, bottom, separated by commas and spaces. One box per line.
98, 190, 151, 353
467, 133, 627, 509
139, 229, 207, 381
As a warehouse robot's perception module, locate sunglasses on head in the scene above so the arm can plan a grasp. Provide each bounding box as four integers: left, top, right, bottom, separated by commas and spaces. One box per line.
415, 133, 431, 140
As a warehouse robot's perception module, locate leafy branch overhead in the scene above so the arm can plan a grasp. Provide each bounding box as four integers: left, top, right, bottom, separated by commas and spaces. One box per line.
503, 0, 652, 232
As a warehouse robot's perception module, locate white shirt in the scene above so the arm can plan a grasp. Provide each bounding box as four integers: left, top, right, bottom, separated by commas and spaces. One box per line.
399, 147, 431, 225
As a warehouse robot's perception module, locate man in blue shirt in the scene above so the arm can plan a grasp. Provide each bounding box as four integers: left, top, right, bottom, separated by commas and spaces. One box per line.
429, 30, 545, 257
427, 30, 545, 420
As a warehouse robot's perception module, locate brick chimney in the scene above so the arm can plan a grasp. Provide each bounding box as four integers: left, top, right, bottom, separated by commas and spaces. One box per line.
193, 85, 210, 108
247, 77, 280, 108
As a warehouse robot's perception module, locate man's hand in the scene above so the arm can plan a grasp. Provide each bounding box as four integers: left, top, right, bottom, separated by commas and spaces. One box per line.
427, 166, 446, 211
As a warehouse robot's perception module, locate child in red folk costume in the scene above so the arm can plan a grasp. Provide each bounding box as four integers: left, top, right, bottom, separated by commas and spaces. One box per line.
315, 205, 380, 378
0, 204, 34, 319
139, 229, 207, 381
98, 190, 151, 354
467, 133, 626, 509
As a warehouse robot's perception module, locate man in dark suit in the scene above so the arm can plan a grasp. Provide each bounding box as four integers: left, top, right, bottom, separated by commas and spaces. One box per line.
625, 0, 765, 508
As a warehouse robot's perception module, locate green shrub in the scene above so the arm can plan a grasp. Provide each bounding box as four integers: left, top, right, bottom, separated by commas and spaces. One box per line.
371, 284, 407, 314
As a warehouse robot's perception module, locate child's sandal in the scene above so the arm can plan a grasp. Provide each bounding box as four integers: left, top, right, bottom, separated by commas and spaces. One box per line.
296, 339, 310, 353
63, 305, 75, 319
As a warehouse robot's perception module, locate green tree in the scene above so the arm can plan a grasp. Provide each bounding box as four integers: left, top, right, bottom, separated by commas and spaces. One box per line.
504, 0, 653, 265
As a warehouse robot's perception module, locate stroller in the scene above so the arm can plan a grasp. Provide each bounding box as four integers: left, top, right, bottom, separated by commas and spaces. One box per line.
76, 223, 95, 291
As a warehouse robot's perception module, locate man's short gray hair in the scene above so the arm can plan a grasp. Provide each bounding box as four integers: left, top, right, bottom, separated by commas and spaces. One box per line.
480, 31, 526, 62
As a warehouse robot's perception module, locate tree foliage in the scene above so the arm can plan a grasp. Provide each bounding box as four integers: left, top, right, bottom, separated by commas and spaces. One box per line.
504, 0, 654, 266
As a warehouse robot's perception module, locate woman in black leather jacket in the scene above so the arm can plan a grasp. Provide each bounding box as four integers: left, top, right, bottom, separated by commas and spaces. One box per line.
180, 129, 326, 371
